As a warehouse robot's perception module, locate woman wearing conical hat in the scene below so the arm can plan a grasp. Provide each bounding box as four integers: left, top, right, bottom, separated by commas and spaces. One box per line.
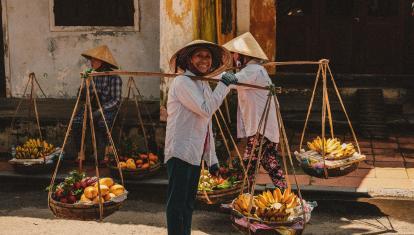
165, 40, 236, 235
71, 45, 122, 165
223, 32, 287, 190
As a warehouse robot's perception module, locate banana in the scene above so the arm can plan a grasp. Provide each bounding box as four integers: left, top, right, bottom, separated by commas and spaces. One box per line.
254, 199, 267, 209
282, 188, 291, 203
257, 195, 269, 206
286, 198, 298, 209
266, 191, 275, 204
273, 187, 282, 202
307, 142, 316, 151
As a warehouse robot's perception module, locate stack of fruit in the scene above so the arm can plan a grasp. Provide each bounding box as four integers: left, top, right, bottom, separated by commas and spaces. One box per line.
198, 168, 238, 192
233, 188, 300, 222
79, 178, 125, 204
307, 137, 356, 159
117, 153, 159, 170
50, 171, 125, 204
15, 138, 55, 159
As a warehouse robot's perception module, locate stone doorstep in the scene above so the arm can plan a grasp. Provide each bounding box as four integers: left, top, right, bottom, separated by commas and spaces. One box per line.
374, 167, 409, 179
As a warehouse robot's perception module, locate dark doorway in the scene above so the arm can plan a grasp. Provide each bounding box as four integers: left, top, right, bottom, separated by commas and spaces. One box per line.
276, 0, 411, 74
0, 1, 5, 97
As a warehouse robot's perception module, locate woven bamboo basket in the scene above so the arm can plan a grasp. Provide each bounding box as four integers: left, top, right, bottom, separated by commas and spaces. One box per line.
197, 182, 243, 204
8, 149, 61, 174
107, 161, 161, 180
295, 150, 365, 178
49, 197, 124, 221
230, 199, 300, 227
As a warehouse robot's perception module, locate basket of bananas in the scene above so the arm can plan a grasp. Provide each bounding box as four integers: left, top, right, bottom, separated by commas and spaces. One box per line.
231, 188, 306, 226
294, 137, 366, 178
9, 138, 61, 174
197, 169, 242, 204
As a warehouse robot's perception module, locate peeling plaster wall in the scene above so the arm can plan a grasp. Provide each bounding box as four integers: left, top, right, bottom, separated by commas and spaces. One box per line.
159, 0, 193, 107
3, 0, 160, 99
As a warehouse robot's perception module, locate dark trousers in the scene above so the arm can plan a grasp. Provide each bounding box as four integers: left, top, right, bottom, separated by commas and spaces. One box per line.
166, 157, 201, 235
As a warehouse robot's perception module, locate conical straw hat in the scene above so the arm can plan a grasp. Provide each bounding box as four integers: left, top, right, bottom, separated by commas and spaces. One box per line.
223, 32, 269, 61
81, 45, 119, 69
169, 40, 232, 77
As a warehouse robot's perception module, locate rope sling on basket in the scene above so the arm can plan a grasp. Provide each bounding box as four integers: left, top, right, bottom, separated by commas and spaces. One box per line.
293, 59, 366, 179
197, 106, 248, 205
230, 85, 314, 234
47, 76, 127, 221
8, 72, 62, 174
107, 77, 161, 180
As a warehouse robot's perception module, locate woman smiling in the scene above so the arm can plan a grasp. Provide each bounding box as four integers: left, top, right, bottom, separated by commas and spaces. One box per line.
164, 40, 236, 235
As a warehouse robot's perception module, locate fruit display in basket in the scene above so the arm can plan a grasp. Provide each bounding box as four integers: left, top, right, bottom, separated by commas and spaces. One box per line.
99, 178, 114, 188
50, 170, 125, 204
233, 194, 255, 216
95, 184, 110, 196
84, 186, 98, 199
15, 138, 55, 159
117, 153, 159, 171
118, 162, 127, 169
307, 137, 356, 158
232, 188, 300, 222
126, 159, 136, 170
254, 188, 299, 221
197, 169, 237, 191
109, 184, 125, 196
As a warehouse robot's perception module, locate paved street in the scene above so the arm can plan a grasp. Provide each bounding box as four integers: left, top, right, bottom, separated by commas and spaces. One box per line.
0, 184, 414, 235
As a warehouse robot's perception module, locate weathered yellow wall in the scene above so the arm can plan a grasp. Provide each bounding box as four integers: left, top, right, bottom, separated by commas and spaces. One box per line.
2, 0, 160, 99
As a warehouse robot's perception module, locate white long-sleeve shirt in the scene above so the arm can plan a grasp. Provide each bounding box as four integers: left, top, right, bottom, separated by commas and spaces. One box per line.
164, 70, 230, 166
231, 62, 280, 143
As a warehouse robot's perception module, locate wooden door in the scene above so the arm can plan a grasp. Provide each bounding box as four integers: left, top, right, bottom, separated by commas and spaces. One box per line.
357, 0, 405, 74
276, 0, 317, 72
276, 0, 410, 74
318, 0, 359, 73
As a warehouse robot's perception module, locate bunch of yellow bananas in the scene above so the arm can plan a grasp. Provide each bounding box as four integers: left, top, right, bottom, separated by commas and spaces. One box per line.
307, 137, 356, 159
233, 194, 255, 217
15, 138, 55, 159
254, 188, 298, 221
233, 188, 299, 222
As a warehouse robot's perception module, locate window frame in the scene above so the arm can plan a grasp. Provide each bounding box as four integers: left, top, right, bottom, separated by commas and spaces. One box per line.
49, 0, 140, 32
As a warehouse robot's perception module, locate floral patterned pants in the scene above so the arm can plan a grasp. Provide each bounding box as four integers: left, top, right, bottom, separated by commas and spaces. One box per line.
243, 135, 287, 190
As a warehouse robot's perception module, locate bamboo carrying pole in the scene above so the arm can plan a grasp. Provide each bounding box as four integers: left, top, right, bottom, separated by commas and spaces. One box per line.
87, 71, 281, 92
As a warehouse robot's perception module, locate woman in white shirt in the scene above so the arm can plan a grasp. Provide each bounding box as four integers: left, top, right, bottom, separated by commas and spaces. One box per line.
223, 32, 287, 190
165, 40, 236, 235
